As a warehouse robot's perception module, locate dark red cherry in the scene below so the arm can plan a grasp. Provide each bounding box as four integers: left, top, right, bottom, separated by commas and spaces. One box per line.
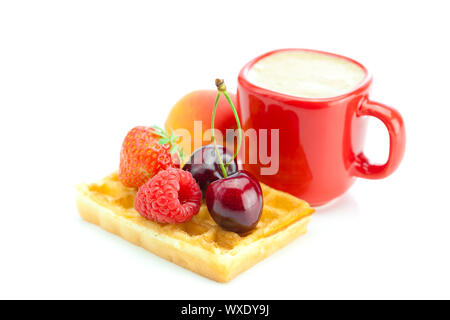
182, 145, 238, 197
206, 170, 263, 234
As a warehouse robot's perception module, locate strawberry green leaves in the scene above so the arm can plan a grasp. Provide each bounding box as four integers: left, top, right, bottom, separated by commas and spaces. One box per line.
151, 125, 184, 160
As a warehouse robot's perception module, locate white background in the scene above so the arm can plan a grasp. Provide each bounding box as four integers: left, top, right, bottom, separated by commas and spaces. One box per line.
1, 0, 449, 299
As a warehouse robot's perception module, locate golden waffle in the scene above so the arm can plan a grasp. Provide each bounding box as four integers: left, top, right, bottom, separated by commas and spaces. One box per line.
76, 173, 314, 282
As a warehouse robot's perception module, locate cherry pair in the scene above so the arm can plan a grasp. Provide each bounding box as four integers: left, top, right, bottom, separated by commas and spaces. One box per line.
182, 79, 262, 234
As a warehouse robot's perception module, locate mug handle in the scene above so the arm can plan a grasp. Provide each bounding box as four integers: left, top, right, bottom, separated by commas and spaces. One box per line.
352, 100, 406, 179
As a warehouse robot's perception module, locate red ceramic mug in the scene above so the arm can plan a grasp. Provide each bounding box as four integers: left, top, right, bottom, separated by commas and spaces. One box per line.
237, 48, 405, 206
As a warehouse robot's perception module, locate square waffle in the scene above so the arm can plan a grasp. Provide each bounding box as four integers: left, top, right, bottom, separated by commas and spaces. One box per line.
76, 173, 314, 282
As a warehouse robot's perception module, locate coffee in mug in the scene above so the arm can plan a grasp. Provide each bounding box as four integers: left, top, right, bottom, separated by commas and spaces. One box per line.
237, 49, 405, 206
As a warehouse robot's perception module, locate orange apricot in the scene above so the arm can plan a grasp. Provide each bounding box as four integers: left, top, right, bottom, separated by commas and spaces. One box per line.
165, 90, 239, 158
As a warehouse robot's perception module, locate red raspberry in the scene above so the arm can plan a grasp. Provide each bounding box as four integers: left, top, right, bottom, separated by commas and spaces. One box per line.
135, 168, 202, 223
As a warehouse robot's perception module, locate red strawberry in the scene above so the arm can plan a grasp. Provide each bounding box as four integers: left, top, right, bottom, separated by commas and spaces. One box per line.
118, 126, 183, 188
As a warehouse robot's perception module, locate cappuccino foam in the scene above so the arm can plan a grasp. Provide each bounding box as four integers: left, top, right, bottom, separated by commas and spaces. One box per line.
247, 51, 366, 98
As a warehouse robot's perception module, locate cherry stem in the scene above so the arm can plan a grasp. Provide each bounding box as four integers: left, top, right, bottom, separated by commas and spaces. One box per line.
223, 90, 242, 170
211, 79, 243, 178
211, 90, 228, 178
